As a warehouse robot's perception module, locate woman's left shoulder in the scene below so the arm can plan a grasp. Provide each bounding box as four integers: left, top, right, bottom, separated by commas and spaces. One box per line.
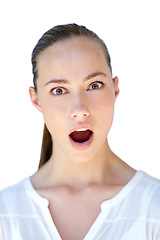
141, 171, 160, 190
140, 171, 160, 212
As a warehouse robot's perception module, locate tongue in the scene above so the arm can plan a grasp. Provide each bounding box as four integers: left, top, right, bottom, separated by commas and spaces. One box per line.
70, 130, 92, 143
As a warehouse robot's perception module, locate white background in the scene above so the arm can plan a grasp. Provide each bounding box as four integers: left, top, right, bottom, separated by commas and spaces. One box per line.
0, 0, 160, 190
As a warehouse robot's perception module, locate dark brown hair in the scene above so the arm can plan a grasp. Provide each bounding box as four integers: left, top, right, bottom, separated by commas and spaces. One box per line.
31, 23, 112, 168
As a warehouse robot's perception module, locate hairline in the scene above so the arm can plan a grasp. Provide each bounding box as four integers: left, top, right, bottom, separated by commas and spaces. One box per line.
34, 36, 111, 91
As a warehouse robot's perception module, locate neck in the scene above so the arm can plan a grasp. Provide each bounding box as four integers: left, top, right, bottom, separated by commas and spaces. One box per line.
37, 141, 117, 189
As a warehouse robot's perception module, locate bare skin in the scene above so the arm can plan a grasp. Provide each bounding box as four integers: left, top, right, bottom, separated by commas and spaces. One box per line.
30, 36, 136, 239
31, 149, 135, 240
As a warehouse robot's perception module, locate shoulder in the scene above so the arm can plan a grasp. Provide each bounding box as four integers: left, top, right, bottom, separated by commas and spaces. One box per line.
139, 171, 160, 197
135, 171, 160, 200
0, 178, 30, 214
135, 171, 160, 221
0, 178, 28, 196
141, 172, 160, 206
0, 177, 49, 216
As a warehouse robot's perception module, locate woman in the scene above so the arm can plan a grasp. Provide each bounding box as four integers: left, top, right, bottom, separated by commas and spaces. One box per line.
0, 23, 160, 240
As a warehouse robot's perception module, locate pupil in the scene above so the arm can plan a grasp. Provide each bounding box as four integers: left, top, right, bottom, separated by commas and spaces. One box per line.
56, 88, 63, 94
92, 84, 98, 89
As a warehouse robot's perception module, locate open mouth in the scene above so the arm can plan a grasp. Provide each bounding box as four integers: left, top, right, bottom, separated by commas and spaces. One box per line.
69, 129, 93, 143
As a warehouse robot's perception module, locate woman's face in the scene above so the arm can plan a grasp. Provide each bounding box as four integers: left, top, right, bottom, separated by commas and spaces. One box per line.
30, 36, 119, 162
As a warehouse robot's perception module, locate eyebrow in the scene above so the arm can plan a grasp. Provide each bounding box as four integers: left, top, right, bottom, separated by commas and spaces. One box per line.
44, 72, 107, 86
84, 72, 107, 81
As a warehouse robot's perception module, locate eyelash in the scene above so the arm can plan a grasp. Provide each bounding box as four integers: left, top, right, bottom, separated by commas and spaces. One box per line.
50, 81, 104, 96
88, 81, 104, 91
51, 87, 68, 96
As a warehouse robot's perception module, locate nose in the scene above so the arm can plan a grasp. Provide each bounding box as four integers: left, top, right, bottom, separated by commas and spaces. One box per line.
71, 111, 89, 119
70, 95, 90, 119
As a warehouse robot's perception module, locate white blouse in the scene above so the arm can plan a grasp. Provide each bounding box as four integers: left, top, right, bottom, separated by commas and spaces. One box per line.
0, 170, 160, 240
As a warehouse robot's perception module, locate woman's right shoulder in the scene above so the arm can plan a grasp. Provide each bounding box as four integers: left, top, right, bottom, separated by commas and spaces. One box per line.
0, 178, 29, 213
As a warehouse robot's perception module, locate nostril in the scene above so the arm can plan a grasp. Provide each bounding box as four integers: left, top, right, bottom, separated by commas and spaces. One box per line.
71, 112, 89, 118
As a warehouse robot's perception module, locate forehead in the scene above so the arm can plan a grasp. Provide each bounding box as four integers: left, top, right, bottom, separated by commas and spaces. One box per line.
45, 36, 103, 52
36, 36, 110, 81
38, 36, 106, 64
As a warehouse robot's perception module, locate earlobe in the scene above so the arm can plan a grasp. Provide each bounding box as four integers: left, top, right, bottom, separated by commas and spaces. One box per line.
113, 76, 120, 101
29, 87, 42, 112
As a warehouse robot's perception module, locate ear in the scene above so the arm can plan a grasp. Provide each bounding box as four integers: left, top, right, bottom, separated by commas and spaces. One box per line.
113, 76, 120, 101
29, 87, 42, 112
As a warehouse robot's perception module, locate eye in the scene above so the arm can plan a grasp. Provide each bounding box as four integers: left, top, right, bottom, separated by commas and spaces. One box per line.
88, 81, 104, 90
51, 87, 67, 95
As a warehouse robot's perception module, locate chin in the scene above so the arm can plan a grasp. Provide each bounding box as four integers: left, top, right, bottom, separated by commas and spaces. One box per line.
68, 149, 98, 164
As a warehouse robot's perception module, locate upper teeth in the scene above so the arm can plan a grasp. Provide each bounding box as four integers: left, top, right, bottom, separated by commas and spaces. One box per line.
76, 128, 88, 132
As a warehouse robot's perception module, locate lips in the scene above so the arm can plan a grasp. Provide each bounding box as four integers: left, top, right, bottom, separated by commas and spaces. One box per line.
70, 129, 93, 143
69, 125, 94, 150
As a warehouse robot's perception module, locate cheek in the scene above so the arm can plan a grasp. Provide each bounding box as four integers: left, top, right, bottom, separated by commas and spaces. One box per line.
91, 92, 115, 133
90, 91, 115, 113
40, 98, 66, 130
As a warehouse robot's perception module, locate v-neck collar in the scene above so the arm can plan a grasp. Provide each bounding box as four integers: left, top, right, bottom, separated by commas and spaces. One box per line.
24, 170, 143, 239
